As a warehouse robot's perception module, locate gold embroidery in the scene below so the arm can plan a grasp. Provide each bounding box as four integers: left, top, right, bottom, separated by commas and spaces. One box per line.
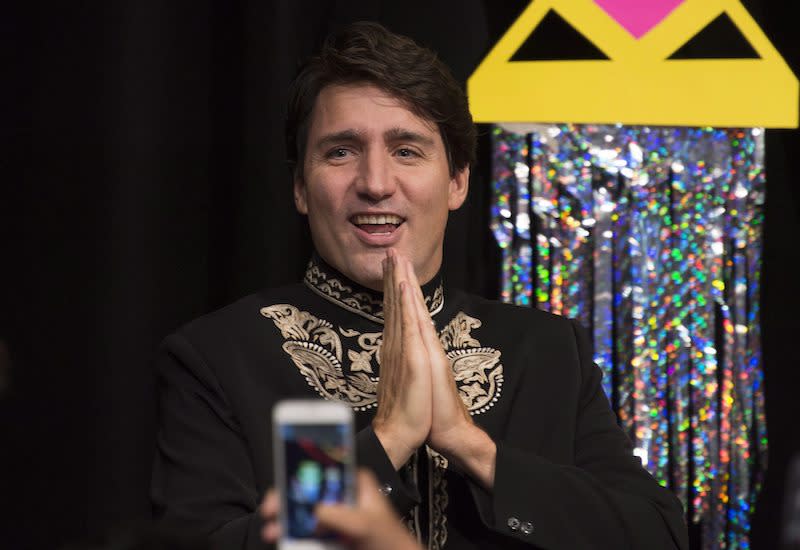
264, 303, 343, 358
262, 305, 503, 415
260, 304, 379, 410
303, 258, 445, 323
440, 311, 481, 349
305, 264, 385, 322
262, 304, 504, 548
340, 328, 382, 375
449, 348, 503, 414
427, 446, 449, 550
402, 453, 422, 544
440, 313, 505, 415
347, 349, 373, 373
426, 284, 444, 315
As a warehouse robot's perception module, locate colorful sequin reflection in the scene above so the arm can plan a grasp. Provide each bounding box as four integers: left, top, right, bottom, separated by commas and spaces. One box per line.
491, 124, 767, 550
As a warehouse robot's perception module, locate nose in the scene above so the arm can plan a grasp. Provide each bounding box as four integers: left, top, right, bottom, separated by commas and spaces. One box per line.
354, 149, 396, 202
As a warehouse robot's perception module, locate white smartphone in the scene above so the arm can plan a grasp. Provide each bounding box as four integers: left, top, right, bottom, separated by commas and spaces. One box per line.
272, 399, 356, 550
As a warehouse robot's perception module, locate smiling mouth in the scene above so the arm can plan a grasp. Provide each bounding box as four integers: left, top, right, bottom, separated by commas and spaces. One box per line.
350, 214, 405, 235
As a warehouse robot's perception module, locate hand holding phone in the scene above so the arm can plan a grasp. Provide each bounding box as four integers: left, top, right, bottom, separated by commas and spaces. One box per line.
261, 469, 421, 550
272, 399, 356, 550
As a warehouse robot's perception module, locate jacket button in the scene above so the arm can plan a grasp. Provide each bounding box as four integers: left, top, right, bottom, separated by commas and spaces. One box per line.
507, 517, 520, 531
521, 521, 534, 535
379, 483, 393, 496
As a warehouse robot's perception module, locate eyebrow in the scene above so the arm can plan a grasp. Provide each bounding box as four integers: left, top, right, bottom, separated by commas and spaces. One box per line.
314, 129, 363, 150
313, 127, 436, 150
383, 127, 436, 147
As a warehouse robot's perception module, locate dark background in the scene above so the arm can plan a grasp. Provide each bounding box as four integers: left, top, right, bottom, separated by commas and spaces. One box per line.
2, 1, 798, 548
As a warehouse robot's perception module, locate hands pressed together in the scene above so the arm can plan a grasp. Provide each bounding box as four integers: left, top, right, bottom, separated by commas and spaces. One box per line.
259, 250, 496, 548
373, 249, 496, 489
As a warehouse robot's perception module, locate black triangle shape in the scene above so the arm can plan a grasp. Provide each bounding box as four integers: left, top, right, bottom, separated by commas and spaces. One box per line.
510, 9, 609, 61
668, 12, 759, 59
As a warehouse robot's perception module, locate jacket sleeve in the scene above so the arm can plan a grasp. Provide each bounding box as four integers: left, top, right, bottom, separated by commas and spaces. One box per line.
151, 333, 267, 549
356, 425, 422, 515
468, 319, 689, 549
151, 333, 419, 548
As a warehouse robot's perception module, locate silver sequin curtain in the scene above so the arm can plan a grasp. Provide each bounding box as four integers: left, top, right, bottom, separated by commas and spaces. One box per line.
491, 123, 767, 549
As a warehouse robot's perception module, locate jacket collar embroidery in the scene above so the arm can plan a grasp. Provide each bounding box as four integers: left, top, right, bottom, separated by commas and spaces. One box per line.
302, 252, 445, 324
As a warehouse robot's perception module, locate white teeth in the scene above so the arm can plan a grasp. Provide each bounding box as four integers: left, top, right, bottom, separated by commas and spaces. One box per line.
352, 214, 403, 225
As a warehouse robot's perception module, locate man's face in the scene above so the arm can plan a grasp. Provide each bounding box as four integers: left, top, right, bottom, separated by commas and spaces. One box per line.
295, 83, 469, 290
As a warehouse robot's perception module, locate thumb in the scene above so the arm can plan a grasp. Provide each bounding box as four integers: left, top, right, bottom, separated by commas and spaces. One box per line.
315, 503, 368, 540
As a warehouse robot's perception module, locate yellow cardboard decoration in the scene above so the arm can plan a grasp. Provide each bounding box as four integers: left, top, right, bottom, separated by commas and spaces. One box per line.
468, 0, 799, 127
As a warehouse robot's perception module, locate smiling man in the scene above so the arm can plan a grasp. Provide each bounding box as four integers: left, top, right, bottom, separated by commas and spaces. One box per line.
152, 22, 689, 550
295, 82, 468, 291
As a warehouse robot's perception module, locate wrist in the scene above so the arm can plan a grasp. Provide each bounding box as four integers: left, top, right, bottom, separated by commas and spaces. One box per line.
372, 421, 418, 469
440, 424, 497, 490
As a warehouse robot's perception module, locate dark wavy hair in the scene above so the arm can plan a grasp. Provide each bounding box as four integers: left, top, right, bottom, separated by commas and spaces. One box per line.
285, 21, 477, 178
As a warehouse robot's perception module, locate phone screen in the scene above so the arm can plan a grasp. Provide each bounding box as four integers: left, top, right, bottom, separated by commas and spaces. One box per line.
279, 422, 353, 539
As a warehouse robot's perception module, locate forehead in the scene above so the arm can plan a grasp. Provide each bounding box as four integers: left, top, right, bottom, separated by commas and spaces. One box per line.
307, 83, 439, 138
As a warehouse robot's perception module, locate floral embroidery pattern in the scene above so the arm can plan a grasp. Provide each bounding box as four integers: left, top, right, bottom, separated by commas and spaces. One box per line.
261, 303, 504, 548
260, 304, 379, 410
261, 306, 503, 414
441, 312, 504, 415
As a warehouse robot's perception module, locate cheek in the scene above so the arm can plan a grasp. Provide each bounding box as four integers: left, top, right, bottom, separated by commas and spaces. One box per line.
304, 179, 337, 211
423, 183, 453, 216
305, 169, 351, 215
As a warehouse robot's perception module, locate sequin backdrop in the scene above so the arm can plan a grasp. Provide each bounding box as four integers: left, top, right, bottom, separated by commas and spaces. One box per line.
491, 124, 767, 549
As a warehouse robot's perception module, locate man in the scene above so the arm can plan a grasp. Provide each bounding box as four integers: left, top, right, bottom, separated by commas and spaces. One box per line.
152, 21, 689, 549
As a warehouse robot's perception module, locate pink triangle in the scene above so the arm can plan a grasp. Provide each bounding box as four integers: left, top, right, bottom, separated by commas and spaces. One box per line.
594, 0, 685, 39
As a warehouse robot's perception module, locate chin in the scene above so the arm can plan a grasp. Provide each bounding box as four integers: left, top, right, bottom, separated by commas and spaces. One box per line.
330, 249, 385, 291
348, 262, 385, 291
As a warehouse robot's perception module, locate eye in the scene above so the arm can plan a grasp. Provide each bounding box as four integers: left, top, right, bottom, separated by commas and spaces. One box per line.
395, 148, 419, 158
326, 148, 350, 159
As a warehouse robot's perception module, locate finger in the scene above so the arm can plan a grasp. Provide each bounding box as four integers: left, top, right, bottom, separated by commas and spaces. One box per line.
260, 520, 281, 544
396, 254, 420, 318
391, 252, 404, 334
357, 468, 381, 493
259, 489, 279, 520
405, 258, 440, 354
382, 250, 394, 332
315, 504, 369, 541
315, 470, 396, 542
379, 251, 400, 414
397, 258, 437, 381
399, 281, 427, 366
391, 250, 411, 295
381, 257, 390, 331
355, 469, 392, 510
404, 262, 465, 422
259, 489, 282, 542
406, 258, 426, 301
382, 250, 399, 363
401, 257, 429, 321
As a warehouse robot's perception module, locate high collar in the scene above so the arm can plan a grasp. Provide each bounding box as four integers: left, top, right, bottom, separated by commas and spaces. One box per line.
303, 252, 445, 324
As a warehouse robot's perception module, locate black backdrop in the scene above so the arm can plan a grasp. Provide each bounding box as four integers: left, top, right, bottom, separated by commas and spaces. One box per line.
3, 1, 798, 548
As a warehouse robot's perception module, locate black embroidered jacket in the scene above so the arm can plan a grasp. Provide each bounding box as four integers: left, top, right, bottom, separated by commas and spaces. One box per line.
151, 255, 689, 549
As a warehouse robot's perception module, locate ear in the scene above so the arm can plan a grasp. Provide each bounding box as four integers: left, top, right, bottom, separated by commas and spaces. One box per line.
293, 173, 308, 215
447, 166, 470, 211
